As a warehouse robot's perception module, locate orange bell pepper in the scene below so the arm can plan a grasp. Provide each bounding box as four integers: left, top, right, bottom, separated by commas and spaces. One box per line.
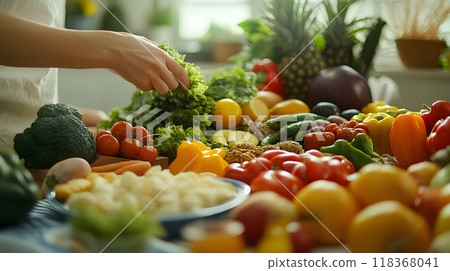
390, 113, 430, 168
168, 141, 228, 177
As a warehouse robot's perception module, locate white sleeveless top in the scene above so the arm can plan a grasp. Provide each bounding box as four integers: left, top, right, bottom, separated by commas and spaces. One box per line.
0, 0, 65, 152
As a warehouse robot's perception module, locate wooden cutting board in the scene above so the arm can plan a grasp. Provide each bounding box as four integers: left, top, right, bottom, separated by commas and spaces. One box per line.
27, 154, 169, 188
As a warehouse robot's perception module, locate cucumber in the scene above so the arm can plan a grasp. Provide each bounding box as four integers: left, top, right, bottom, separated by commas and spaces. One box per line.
260, 130, 281, 146
279, 120, 314, 138
265, 113, 325, 130
261, 120, 314, 145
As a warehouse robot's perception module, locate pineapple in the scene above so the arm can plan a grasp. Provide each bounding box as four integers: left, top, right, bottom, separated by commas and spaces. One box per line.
321, 0, 360, 67
265, 0, 326, 100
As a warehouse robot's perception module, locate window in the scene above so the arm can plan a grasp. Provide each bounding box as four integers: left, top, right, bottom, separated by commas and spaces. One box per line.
177, 0, 253, 40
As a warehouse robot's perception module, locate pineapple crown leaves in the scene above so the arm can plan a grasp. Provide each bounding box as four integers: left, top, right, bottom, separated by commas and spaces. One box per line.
321, 0, 371, 47
265, 0, 320, 63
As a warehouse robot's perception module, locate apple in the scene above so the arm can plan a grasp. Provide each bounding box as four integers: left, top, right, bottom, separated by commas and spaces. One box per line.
286, 221, 315, 253
229, 191, 297, 245
415, 187, 448, 227
306, 65, 372, 111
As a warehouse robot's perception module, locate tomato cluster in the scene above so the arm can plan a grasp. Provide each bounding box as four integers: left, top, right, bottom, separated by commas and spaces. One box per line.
303, 121, 369, 151
224, 149, 355, 200
95, 121, 158, 162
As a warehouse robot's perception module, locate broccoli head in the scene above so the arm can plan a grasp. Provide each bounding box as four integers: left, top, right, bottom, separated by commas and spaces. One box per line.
14, 103, 97, 169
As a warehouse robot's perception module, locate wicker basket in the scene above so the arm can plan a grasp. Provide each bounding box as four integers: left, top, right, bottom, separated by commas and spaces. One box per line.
396, 39, 445, 68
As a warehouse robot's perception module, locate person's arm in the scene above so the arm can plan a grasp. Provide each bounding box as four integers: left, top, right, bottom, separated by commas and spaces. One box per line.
0, 10, 190, 94
73, 106, 109, 127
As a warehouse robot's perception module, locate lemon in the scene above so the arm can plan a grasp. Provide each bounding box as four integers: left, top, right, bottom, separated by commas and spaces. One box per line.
270, 99, 310, 116
212, 98, 242, 129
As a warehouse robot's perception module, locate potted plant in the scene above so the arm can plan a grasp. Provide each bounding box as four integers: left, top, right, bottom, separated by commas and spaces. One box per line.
65, 0, 98, 30
384, 0, 449, 68
202, 23, 245, 63
147, 0, 174, 44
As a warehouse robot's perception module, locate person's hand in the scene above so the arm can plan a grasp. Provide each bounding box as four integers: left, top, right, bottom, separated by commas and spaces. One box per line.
106, 32, 190, 94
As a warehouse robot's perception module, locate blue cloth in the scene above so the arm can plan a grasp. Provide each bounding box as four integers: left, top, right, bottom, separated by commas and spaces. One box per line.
0, 199, 70, 252
0, 200, 186, 253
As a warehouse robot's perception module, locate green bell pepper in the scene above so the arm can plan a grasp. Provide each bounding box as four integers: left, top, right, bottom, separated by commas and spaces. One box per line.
320, 139, 378, 171
350, 133, 380, 158
0, 150, 39, 227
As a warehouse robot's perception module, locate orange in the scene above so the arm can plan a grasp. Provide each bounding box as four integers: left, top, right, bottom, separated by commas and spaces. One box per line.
434, 202, 450, 237
241, 98, 269, 122
212, 98, 242, 129
349, 163, 418, 207
270, 99, 310, 116
347, 201, 431, 253
293, 180, 358, 245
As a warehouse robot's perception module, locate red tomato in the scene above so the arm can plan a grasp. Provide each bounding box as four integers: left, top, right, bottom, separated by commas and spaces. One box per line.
251, 170, 303, 200
271, 153, 302, 168
332, 155, 355, 174
95, 130, 111, 143
325, 158, 350, 186
96, 134, 119, 156
300, 149, 325, 159
139, 145, 158, 162
279, 160, 303, 172
110, 121, 133, 141
259, 150, 290, 161
119, 138, 141, 158
224, 157, 271, 185
291, 162, 308, 183
303, 156, 329, 183
133, 126, 149, 143
303, 132, 335, 151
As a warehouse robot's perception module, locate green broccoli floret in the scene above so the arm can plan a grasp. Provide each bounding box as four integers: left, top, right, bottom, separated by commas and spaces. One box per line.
14, 103, 97, 169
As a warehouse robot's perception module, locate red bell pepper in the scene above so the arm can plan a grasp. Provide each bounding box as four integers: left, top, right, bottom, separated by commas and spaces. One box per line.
421, 100, 450, 134
427, 116, 450, 154
223, 157, 271, 185
252, 59, 284, 97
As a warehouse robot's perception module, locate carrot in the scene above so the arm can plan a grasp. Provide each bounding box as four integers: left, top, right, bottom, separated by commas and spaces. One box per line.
91, 160, 142, 173
114, 161, 152, 176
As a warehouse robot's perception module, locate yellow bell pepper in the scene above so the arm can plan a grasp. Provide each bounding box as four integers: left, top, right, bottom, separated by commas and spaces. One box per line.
168, 141, 228, 177
362, 101, 398, 114
361, 112, 395, 155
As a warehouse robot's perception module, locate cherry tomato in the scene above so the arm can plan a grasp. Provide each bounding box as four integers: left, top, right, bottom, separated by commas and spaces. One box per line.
119, 138, 141, 158
95, 130, 111, 143
96, 134, 119, 156
133, 126, 149, 143
110, 121, 133, 141
139, 145, 158, 162
251, 170, 303, 200
355, 123, 370, 134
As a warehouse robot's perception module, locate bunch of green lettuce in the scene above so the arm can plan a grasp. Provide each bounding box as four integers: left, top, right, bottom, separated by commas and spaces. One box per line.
100, 42, 214, 132
205, 67, 258, 106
